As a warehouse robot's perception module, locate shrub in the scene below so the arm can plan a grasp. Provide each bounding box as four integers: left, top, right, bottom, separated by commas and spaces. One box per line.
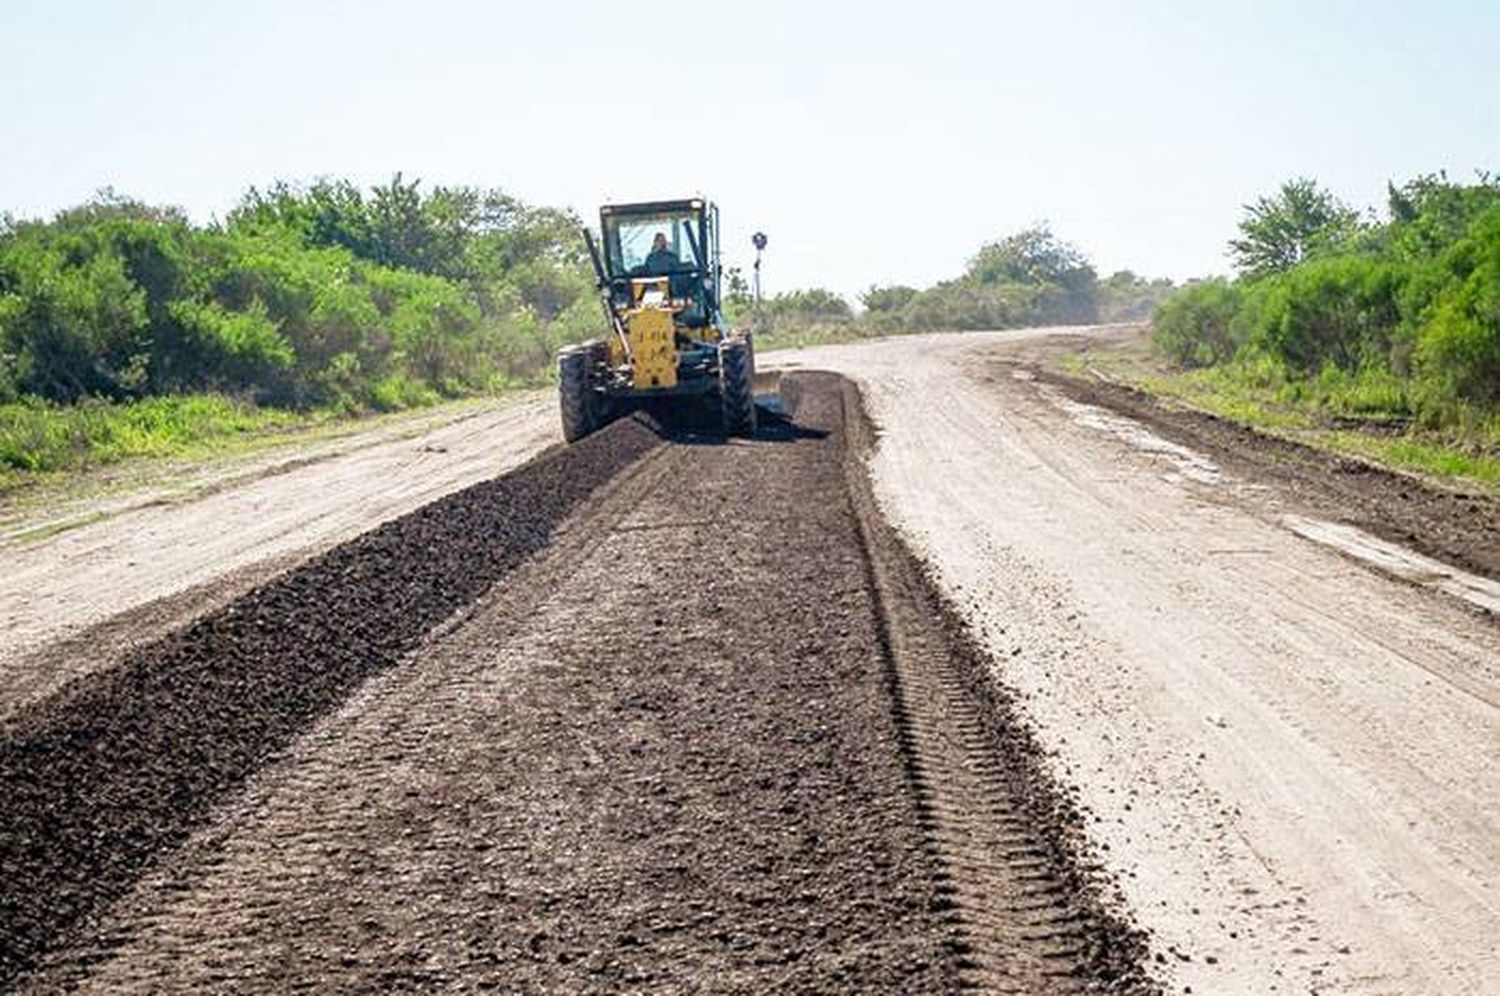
1244, 255, 1402, 373
0, 245, 150, 401
768, 288, 855, 324
1412, 206, 1500, 414
1099, 271, 1176, 322
1152, 279, 1244, 367
166, 299, 294, 395
1149, 173, 1500, 436
861, 285, 918, 314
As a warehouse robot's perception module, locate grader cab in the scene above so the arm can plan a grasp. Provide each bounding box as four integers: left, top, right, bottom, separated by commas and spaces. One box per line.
557, 198, 755, 442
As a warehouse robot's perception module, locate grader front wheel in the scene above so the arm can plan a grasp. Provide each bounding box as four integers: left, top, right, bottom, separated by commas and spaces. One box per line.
558, 345, 599, 443
719, 338, 756, 437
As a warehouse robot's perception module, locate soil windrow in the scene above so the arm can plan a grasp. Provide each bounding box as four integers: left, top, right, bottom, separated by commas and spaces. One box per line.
6, 374, 1155, 993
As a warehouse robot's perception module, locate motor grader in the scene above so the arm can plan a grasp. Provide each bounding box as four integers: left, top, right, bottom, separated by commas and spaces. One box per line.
557, 198, 755, 442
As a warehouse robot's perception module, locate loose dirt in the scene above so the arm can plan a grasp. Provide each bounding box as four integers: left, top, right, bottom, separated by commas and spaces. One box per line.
0, 415, 656, 985
3, 373, 1153, 993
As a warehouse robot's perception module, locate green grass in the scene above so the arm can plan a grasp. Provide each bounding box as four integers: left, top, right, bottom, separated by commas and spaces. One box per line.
1139, 366, 1320, 431
0, 390, 490, 497
0, 391, 516, 538
0, 395, 312, 483
752, 321, 878, 351
1326, 432, 1500, 483
1157, 372, 1499, 486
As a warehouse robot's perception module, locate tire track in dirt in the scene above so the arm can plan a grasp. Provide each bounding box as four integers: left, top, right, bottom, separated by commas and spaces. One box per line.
827, 375, 1155, 994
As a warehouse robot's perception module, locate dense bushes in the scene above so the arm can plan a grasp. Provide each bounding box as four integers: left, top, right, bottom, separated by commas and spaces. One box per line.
1249, 255, 1404, 373
1152, 279, 1244, 367
1412, 204, 1500, 412
0, 180, 596, 415
1097, 270, 1177, 323
866, 225, 1110, 332
765, 288, 856, 327
748, 225, 1174, 344
1152, 173, 1500, 427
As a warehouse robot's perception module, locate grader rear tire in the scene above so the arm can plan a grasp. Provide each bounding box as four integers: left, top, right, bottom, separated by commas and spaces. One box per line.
558, 346, 598, 443
719, 338, 756, 437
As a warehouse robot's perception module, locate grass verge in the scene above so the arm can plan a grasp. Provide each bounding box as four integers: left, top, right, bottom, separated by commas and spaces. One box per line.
751, 321, 877, 352
0, 395, 338, 492
0, 391, 503, 509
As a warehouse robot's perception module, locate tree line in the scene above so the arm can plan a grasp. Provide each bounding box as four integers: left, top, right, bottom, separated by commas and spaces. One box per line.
0, 176, 598, 411
1153, 172, 1500, 427
739, 226, 1173, 338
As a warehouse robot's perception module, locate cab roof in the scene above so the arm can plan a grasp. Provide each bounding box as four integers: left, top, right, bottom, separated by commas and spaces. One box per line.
600, 198, 710, 217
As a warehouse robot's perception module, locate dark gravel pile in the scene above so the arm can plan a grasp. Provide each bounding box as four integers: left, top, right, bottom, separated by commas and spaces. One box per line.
15, 379, 964, 993
5, 376, 1158, 994
0, 415, 659, 984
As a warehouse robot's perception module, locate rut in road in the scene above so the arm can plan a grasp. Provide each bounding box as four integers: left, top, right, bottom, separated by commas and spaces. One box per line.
7, 373, 1152, 993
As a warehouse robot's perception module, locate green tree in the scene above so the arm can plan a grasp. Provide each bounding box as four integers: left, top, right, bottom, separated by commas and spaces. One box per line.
861, 284, 917, 313
1229, 177, 1359, 278
1383, 171, 1500, 262
967, 225, 1098, 323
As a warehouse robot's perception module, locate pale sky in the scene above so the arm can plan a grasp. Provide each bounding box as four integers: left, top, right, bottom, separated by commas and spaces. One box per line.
3, 1, 1497, 301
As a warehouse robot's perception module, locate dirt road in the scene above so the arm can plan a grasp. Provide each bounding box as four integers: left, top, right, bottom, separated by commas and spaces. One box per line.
1, 373, 1149, 992
774, 329, 1500, 994
2, 328, 1496, 993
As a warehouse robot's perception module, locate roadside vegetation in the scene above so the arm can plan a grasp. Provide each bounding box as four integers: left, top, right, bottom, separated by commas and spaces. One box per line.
0, 394, 305, 484
0, 177, 598, 483
1146, 172, 1500, 484
738, 224, 1174, 349
2, 175, 1178, 487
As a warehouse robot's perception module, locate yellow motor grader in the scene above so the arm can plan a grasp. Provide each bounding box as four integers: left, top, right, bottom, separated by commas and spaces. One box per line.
558, 198, 755, 441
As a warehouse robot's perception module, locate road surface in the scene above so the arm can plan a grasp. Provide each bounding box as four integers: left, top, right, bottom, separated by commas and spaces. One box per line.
774, 329, 1500, 994
0, 393, 558, 721
2, 327, 1496, 993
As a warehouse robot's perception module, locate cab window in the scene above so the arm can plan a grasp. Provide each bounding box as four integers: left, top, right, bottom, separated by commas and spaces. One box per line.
606, 211, 703, 276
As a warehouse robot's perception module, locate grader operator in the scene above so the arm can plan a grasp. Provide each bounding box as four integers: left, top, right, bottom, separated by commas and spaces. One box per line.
557, 198, 755, 442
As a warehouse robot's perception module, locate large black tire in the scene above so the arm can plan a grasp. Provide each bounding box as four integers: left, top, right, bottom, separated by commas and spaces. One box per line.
719, 338, 756, 437
558, 346, 597, 443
